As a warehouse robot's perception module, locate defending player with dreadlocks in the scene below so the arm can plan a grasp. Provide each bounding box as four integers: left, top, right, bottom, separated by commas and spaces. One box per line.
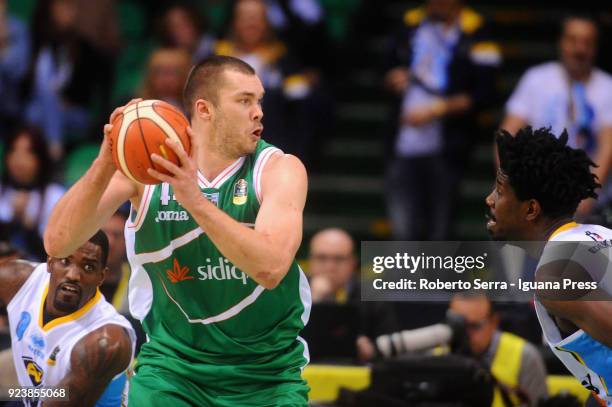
485, 127, 612, 406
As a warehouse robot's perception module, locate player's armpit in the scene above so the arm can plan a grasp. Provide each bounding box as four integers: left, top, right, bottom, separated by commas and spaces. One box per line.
538, 299, 612, 348
0, 260, 34, 306
254, 153, 307, 287
44, 324, 132, 407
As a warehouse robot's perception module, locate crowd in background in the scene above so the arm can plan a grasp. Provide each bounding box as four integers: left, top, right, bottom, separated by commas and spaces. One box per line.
1, 1, 612, 404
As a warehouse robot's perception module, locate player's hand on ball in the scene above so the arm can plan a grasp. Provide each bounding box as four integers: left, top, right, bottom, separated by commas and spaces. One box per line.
148, 127, 200, 210
99, 98, 143, 168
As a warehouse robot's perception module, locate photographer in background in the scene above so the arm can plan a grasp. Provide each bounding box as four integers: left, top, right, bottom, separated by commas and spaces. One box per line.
376, 292, 548, 407
449, 293, 548, 407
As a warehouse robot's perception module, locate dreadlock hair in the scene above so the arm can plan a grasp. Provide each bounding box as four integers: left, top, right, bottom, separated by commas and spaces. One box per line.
496, 126, 600, 219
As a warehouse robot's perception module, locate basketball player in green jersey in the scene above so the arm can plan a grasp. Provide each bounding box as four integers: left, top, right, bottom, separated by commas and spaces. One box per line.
44, 56, 311, 406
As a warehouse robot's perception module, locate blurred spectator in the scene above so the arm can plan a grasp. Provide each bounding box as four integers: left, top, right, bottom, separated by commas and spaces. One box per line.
212, 0, 316, 163
384, 0, 500, 240
502, 15, 612, 219
101, 209, 130, 314
74, 0, 120, 54
308, 228, 398, 363
264, 0, 332, 75
140, 47, 192, 112
0, 127, 65, 261
0, 0, 30, 134
0, 240, 19, 343
449, 293, 548, 407
24, 0, 113, 160
157, 3, 215, 63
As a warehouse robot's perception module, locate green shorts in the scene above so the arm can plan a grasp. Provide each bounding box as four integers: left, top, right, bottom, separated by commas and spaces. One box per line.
128, 361, 309, 407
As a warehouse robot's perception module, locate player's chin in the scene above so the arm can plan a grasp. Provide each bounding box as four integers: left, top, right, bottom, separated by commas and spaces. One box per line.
486, 222, 504, 241
53, 295, 81, 313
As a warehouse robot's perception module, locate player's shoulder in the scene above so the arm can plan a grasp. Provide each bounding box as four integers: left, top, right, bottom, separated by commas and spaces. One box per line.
71, 324, 132, 374
264, 152, 306, 177
0, 259, 39, 305
551, 223, 612, 242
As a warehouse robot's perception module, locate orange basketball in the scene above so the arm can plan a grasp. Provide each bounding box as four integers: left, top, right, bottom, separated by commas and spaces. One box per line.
109, 100, 191, 185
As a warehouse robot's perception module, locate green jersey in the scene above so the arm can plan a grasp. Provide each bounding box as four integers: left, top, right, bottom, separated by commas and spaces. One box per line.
125, 140, 310, 404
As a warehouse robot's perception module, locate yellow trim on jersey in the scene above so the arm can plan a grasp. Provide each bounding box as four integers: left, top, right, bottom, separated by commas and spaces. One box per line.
549, 221, 579, 240
555, 345, 587, 366
599, 375, 609, 396
38, 284, 102, 332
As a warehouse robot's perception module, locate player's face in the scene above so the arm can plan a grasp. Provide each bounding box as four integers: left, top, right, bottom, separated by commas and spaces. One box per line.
560, 19, 597, 76
485, 170, 528, 241
47, 242, 106, 315
214, 70, 264, 157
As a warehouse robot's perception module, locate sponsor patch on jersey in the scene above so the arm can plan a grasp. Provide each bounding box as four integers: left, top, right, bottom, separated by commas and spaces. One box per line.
197, 257, 249, 285
47, 346, 60, 366
30, 333, 45, 349
16, 311, 31, 341
585, 231, 604, 241
203, 192, 219, 207
23, 357, 43, 386
233, 179, 248, 205
166, 259, 194, 283
154, 210, 189, 223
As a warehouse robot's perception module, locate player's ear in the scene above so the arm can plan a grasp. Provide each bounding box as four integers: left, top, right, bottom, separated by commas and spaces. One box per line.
194, 99, 213, 121
525, 199, 541, 222
98, 266, 108, 287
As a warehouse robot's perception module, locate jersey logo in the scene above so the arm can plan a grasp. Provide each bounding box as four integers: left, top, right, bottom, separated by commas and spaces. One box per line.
47, 346, 60, 366
23, 357, 44, 386
155, 210, 189, 223
16, 311, 31, 341
30, 333, 45, 349
581, 373, 599, 394
197, 257, 249, 285
585, 231, 604, 241
233, 179, 248, 205
166, 259, 194, 283
203, 192, 219, 207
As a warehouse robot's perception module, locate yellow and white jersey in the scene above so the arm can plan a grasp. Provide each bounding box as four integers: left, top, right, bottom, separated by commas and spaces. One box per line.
535, 222, 612, 404
6, 262, 135, 405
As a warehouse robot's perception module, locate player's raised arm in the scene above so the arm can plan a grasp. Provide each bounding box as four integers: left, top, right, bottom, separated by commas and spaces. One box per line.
44, 324, 133, 407
43, 101, 142, 259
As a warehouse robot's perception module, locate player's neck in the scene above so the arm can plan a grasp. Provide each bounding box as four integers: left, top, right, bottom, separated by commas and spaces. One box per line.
196, 144, 240, 182
540, 216, 575, 241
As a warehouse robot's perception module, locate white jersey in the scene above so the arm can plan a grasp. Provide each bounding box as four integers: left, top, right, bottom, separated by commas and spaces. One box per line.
535, 222, 612, 404
7, 262, 136, 406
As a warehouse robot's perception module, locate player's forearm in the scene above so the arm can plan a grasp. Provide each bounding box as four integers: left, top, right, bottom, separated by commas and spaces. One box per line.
44, 159, 115, 257
189, 197, 293, 289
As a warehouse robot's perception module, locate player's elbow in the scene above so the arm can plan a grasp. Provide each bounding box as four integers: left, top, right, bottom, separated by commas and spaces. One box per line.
257, 271, 282, 290
256, 263, 290, 290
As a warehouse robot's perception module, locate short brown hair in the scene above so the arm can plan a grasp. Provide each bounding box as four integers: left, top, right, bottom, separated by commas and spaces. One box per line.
182, 55, 256, 113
